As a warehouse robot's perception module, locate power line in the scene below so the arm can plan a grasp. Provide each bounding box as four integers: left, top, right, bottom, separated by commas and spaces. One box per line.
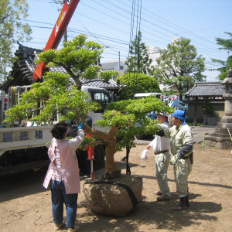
77, 0, 226, 59
25, 1, 226, 59
120, 0, 225, 52
22, 0, 228, 67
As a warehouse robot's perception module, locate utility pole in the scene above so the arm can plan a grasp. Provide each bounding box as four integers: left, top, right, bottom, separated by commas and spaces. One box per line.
62, 0, 67, 42
118, 51, 120, 73
54, 0, 68, 42
64, 29, 68, 42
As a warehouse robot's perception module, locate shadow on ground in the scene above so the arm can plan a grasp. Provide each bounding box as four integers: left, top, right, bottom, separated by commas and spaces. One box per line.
76, 192, 221, 232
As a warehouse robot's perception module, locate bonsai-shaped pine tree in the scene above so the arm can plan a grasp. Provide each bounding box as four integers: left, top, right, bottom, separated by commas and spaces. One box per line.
3, 35, 174, 178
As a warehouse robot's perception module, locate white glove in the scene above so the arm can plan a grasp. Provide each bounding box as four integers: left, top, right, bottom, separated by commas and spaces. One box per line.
140, 149, 148, 160
170, 154, 179, 165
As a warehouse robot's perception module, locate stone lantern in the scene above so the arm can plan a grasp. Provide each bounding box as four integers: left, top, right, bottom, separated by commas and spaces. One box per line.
205, 69, 232, 149
221, 69, 232, 123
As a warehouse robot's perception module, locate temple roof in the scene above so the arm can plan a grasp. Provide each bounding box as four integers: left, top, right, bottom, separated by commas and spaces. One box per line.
185, 81, 225, 98
0, 43, 123, 93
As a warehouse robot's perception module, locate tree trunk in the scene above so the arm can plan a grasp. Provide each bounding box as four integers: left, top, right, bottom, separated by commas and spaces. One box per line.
105, 144, 118, 174
84, 124, 119, 175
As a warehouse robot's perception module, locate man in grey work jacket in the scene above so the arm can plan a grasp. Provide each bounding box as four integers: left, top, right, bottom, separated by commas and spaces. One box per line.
157, 110, 193, 211
144, 113, 171, 202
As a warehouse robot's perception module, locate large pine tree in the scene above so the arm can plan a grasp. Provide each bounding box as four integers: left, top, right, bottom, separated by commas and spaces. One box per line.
153, 38, 205, 99
212, 32, 232, 80
125, 31, 153, 75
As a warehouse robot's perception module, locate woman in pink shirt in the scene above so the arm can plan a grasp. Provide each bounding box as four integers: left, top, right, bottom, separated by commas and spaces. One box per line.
43, 121, 85, 232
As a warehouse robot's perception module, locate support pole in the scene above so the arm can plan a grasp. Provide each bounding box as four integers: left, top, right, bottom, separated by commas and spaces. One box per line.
87, 133, 94, 179
194, 97, 198, 127
118, 51, 120, 72
204, 97, 208, 125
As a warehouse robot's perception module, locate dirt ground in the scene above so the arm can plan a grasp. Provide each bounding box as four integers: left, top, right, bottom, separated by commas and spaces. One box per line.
0, 142, 232, 232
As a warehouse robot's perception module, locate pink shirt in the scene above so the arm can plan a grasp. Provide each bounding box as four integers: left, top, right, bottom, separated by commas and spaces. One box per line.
43, 129, 84, 194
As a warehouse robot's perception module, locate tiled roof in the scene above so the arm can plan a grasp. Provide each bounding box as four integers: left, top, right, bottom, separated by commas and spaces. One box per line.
0, 43, 42, 92
0, 43, 123, 92
80, 78, 124, 89
185, 81, 225, 97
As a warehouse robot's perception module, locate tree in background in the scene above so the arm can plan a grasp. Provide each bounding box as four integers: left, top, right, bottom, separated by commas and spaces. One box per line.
0, 0, 32, 80
211, 32, 232, 80
125, 31, 153, 75
116, 73, 160, 100
3, 35, 173, 178
153, 38, 205, 99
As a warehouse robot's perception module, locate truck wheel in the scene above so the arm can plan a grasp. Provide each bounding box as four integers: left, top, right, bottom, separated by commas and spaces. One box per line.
93, 145, 105, 171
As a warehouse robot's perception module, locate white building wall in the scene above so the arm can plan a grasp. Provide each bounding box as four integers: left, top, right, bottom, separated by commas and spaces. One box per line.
146, 45, 161, 67
101, 37, 185, 79
101, 60, 127, 74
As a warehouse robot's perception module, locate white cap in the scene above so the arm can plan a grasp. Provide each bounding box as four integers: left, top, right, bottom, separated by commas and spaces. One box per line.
157, 112, 169, 117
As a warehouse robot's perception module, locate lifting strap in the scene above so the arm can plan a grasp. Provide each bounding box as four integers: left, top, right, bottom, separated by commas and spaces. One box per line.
126, 146, 131, 175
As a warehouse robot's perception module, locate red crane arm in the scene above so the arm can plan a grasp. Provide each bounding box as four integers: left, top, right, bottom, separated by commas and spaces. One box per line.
33, 0, 80, 80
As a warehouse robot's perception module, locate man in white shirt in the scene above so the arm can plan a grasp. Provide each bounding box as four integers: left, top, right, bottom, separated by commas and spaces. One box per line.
144, 113, 171, 201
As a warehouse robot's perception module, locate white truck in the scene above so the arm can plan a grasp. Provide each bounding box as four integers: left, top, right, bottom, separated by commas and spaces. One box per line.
168, 99, 188, 111
160, 94, 188, 111
0, 85, 109, 174
0, 1, 112, 174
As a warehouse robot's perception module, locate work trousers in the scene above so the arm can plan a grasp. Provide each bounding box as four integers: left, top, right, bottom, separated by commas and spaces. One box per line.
174, 158, 192, 198
155, 151, 171, 199
51, 179, 78, 228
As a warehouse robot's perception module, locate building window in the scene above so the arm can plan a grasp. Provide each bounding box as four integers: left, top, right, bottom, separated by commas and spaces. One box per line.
120, 66, 124, 70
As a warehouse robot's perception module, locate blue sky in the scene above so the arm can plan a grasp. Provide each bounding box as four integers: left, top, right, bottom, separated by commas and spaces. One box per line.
22, 0, 232, 81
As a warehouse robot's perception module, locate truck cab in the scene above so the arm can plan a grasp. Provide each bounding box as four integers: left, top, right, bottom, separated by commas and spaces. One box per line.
81, 86, 110, 132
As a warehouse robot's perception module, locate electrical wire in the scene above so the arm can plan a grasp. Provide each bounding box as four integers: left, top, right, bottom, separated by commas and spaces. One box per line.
22, 0, 227, 71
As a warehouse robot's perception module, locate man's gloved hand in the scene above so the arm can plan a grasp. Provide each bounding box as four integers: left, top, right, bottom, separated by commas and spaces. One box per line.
170, 154, 179, 165
77, 122, 84, 130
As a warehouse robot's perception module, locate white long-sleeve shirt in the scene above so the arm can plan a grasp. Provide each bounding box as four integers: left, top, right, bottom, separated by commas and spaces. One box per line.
149, 122, 170, 153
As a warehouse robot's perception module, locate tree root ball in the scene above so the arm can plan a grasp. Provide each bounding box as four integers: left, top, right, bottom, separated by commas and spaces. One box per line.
83, 175, 143, 216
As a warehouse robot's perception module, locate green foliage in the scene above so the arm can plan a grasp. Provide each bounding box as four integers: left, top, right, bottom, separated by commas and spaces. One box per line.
216, 32, 232, 51
227, 127, 232, 142
78, 136, 96, 150
99, 70, 120, 82
0, 0, 32, 80
211, 58, 232, 80
116, 73, 160, 100
202, 103, 214, 116
35, 35, 104, 89
211, 32, 232, 80
125, 31, 153, 75
153, 39, 205, 98
96, 96, 174, 150
3, 35, 174, 152
2, 35, 106, 125
3, 71, 100, 126
188, 122, 203, 126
